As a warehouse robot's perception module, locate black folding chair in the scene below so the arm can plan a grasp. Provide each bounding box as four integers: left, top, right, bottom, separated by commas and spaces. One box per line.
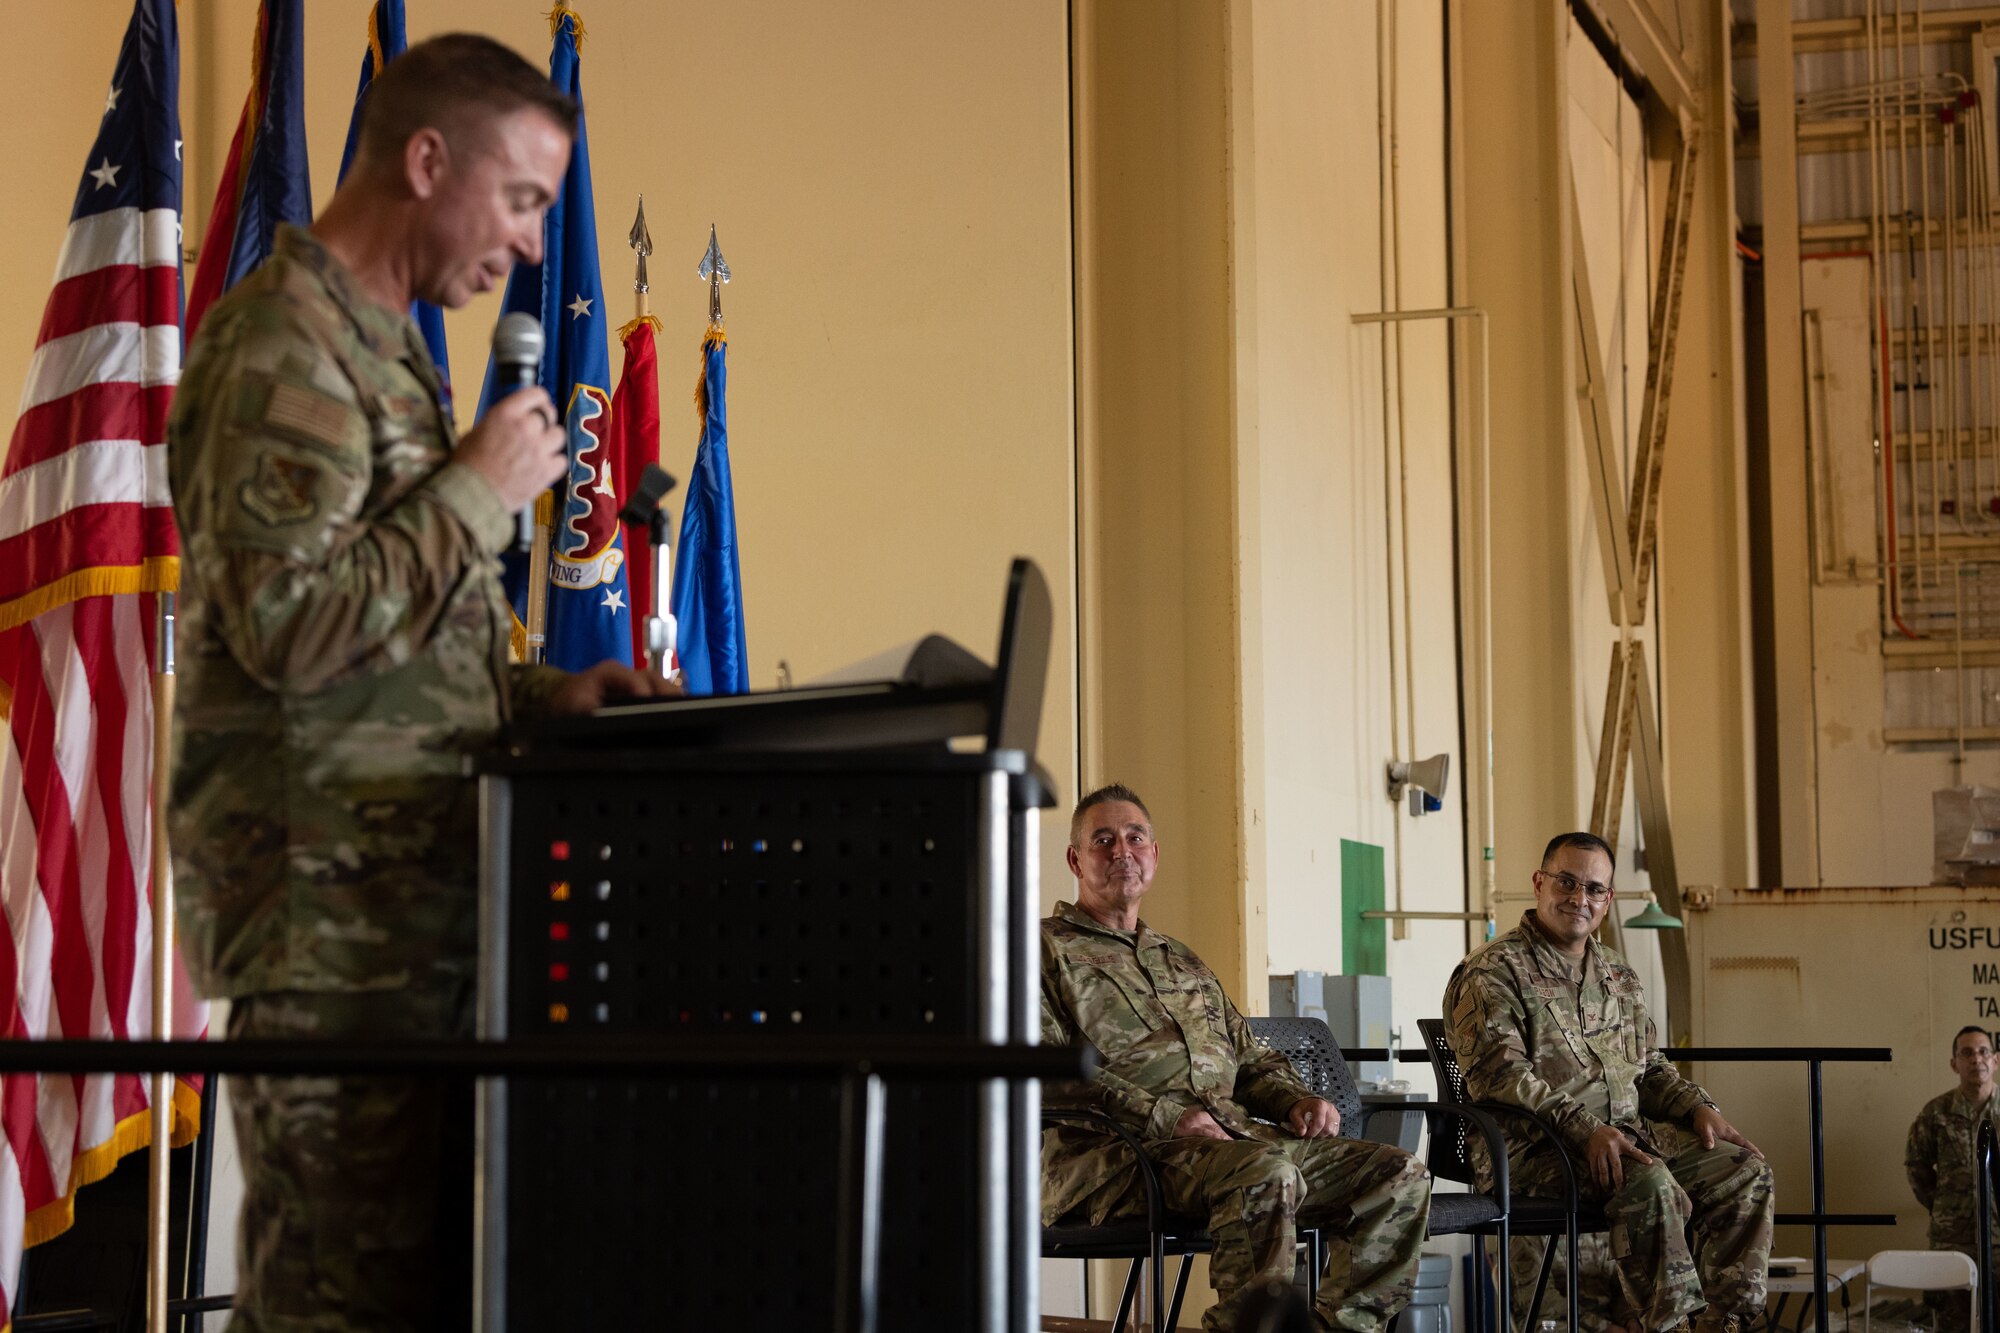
1255, 1017, 1535, 1333
1043, 1015, 1508, 1332
1417, 1018, 1605, 1333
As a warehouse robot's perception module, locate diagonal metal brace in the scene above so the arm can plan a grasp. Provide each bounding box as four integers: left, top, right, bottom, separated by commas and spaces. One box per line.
1627, 129, 1700, 624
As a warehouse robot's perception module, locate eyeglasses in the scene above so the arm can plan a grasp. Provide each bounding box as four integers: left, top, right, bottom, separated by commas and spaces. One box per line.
1539, 870, 1610, 902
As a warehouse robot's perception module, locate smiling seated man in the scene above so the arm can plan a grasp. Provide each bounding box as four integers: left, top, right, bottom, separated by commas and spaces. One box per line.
1443, 832, 1774, 1333
1040, 784, 1431, 1333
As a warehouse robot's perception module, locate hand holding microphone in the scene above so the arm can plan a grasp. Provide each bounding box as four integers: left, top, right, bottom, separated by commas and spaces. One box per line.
455, 313, 565, 547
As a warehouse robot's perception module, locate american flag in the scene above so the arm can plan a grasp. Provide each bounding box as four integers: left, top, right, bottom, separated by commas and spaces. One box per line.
0, 0, 205, 1319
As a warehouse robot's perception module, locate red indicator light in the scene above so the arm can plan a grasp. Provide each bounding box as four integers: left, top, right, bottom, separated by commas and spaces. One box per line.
549, 963, 569, 982
549, 922, 569, 941
550, 841, 571, 861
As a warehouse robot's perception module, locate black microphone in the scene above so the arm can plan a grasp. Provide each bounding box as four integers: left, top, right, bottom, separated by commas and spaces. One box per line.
491, 311, 547, 555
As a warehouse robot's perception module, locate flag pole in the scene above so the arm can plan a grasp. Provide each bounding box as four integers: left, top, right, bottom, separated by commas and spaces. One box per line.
631, 194, 651, 323
146, 592, 176, 1333
700, 222, 729, 330
615, 197, 680, 678
633, 200, 677, 678
525, 494, 553, 665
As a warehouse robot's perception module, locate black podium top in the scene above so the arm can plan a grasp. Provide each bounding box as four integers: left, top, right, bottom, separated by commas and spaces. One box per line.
509, 557, 1052, 770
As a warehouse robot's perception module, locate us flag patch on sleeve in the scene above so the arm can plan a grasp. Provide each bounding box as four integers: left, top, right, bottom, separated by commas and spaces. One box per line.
264, 381, 353, 449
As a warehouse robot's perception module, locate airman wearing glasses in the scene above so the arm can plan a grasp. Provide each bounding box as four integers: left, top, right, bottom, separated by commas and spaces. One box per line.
1442, 832, 1775, 1333
1905, 1025, 2000, 1333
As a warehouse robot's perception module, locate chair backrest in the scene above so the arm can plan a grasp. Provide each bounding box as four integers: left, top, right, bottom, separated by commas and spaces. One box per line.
1246, 1015, 1364, 1138
1869, 1248, 1979, 1293
1416, 1018, 1480, 1186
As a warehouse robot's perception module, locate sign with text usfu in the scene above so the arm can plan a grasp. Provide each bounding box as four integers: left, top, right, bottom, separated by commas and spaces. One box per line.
1929, 917, 2000, 1023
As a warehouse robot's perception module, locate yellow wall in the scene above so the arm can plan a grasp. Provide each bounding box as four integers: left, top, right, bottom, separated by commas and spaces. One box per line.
1659, 1, 1761, 900
1461, 0, 1585, 908
1071, 0, 1247, 992
1459, 0, 1759, 938
1233, 0, 1471, 1036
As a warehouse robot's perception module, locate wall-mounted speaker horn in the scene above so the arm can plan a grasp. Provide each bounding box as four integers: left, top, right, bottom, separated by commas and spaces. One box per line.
1386, 753, 1450, 816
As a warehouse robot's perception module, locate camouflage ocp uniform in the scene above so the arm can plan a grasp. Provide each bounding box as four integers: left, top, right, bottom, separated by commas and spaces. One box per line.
1905, 1088, 2000, 1332
1041, 901, 1430, 1333
1443, 910, 1774, 1333
168, 225, 566, 1331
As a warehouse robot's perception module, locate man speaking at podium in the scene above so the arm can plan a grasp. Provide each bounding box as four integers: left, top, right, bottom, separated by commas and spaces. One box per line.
167, 34, 671, 1330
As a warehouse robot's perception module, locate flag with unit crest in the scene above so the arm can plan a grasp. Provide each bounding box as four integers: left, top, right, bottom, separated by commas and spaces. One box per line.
482, 4, 634, 670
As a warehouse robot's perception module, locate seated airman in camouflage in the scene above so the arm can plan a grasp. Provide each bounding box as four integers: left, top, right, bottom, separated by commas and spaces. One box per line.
1041, 783, 1431, 1333
1443, 832, 1774, 1333
1906, 1024, 2000, 1333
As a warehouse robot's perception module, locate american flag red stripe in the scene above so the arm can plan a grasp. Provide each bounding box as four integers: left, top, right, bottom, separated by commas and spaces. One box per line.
0, 1, 204, 1321
0, 227, 179, 634
3, 382, 176, 480
37, 265, 183, 350
0, 598, 202, 1247
0, 509, 178, 628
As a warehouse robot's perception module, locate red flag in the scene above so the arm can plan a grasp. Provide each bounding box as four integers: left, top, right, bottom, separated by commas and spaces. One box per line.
0, 1, 206, 1318
613, 316, 663, 669
184, 0, 311, 344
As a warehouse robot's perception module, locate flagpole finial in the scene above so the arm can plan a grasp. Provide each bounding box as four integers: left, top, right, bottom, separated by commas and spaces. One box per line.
629, 195, 652, 318
698, 225, 730, 326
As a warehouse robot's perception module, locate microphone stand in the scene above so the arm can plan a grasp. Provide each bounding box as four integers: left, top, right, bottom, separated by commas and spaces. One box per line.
646, 503, 677, 679
525, 494, 553, 666
617, 464, 679, 679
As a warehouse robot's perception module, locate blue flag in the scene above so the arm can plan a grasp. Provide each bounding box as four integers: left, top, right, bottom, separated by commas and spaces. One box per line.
671, 325, 748, 695
480, 6, 632, 670
335, 0, 451, 400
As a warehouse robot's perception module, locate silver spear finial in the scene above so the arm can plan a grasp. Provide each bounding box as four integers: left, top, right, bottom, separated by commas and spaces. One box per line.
698, 224, 730, 325
628, 195, 652, 296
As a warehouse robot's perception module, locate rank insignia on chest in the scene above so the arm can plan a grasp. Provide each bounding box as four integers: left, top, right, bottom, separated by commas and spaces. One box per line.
239, 453, 320, 526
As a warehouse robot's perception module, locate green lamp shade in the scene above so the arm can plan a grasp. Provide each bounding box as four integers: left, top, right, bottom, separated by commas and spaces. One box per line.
1623, 898, 1683, 930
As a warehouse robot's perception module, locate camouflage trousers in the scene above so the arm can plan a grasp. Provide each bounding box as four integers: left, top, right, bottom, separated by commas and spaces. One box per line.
226, 983, 474, 1333
1506, 1120, 1774, 1333
1134, 1135, 1431, 1333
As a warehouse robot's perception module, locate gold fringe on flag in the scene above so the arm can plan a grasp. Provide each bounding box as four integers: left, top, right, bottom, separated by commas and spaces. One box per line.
366, 2, 385, 77
509, 609, 529, 663
20, 1080, 202, 1250
546, 3, 587, 48
693, 322, 727, 420
0, 558, 182, 722
0, 558, 180, 638
616, 314, 662, 343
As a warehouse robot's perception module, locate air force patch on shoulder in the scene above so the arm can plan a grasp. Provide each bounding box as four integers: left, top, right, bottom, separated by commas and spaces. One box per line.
239, 453, 321, 526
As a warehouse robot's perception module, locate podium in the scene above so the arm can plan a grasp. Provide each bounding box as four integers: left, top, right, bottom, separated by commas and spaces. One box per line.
475, 561, 1054, 1331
